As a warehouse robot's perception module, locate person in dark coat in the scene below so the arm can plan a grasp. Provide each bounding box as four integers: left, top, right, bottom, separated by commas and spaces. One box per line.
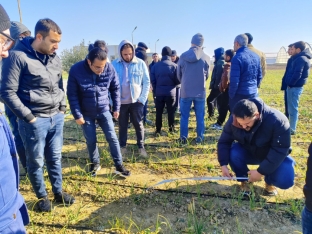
135, 42, 153, 126
0, 4, 29, 231
302, 143, 312, 234
151, 46, 180, 135
229, 34, 262, 111
171, 50, 179, 64
171, 50, 181, 112
207, 47, 225, 118
218, 98, 295, 196
67, 48, 130, 177
149, 53, 160, 71
281, 44, 294, 119
285, 41, 311, 135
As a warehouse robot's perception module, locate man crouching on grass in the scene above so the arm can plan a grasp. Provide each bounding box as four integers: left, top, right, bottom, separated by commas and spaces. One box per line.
217, 98, 295, 196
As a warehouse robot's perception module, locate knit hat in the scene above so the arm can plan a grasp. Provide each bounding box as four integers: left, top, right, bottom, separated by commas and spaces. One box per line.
245, 33, 253, 44
171, 50, 177, 56
10, 21, 30, 40
0, 5, 11, 32
161, 46, 172, 56
138, 42, 148, 50
191, 33, 204, 47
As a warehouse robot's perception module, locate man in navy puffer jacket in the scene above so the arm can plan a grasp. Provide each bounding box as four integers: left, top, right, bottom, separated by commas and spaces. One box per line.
151, 46, 180, 134
67, 48, 130, 177
285, 41, 311, 135
229, 34, 262, 111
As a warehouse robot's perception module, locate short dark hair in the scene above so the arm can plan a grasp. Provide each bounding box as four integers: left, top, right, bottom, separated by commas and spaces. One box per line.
88, 47, 107, 63
225, 49, 234, 60
152, 53, 158, 56
35, 18, 61, 38
121, 43, 133, 52
94, 40, 108, 53
292, 41, 306, 52
233, 99, 258, 118
288, 43, 294, 48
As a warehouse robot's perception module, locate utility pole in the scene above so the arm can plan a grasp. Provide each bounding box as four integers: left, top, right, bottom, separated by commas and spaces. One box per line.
155, 39, 159, 53
132, 26, 137, 45
17, 0, 23, 23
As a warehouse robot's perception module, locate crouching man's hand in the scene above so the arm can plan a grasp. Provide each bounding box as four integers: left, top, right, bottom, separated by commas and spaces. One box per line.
248, 170, 263, 182
75, 117, 85, 125
221, 165, 233, 178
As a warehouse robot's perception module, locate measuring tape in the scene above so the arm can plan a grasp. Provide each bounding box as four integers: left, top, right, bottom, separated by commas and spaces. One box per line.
147, 176, 249, 190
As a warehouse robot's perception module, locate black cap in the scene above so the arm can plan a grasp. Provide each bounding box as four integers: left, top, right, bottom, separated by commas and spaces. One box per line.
161, 46, 172, 56
245, 33, 253, 44
0, 4, 11, 32
171, 50, 177, 56
138, 42, 148, 49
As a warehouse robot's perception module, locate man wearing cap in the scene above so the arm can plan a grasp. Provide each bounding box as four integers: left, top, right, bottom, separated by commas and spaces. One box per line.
151, 46, 180, 135
245, 33, 266, 80
3, 21, 31, 173
171, 50, 179, 64
177, 33, 210, 145
0, 4, 29, 232
229, 34, 262, 111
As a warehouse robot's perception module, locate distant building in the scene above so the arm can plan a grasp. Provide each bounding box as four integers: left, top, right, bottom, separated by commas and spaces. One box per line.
275, 42, 312, 64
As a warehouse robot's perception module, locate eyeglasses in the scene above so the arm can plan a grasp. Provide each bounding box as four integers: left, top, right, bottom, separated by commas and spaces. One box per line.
0, 31, 15, 51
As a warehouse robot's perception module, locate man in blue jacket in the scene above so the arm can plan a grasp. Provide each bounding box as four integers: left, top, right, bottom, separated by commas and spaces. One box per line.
1, 18, 75, 212
281, 44, 294, 119
151, 46, 180, 135
177, 33, 210, 145
285, 41, 311, 135
0, 4, 29, 232
229, 34, 262, 111
67, 47, 130, 177
218, 98, 295, 196
112, 40, 150, 158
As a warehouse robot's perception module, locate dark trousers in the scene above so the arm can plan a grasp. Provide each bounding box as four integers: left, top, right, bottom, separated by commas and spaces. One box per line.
207, 89, 221, 117
119, 102, 145, 148
175, 87, 181, 110
155, 96, 176, 132
216, 89, 230, 125
143, 99, 148, 123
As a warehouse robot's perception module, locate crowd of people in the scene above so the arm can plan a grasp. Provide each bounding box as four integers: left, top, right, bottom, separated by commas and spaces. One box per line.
0, 4, 312, 233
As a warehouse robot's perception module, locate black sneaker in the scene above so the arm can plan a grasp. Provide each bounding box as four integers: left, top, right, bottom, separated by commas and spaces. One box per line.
154, 131, 161, 137
54, 192, 75, 205
89, 163, 101, 177
115, 165, 131, 177
38, 196, 52, 212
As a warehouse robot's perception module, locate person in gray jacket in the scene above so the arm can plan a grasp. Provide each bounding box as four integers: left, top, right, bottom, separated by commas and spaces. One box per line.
177, 33, 210, 145
1, 18, 75, 212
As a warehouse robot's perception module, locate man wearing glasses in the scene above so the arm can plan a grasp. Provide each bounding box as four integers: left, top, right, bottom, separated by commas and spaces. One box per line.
0, 4, 29, 233
1, 18, 75, 212
218, 98, 295, 197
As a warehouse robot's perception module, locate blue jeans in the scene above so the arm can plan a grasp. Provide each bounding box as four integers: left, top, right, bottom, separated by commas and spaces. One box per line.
229, 143, 295, 189
4, 104, 27, 169
302, 206, 312, 234
180, 97, 205, 142
81, 111, 122, 167
119, 102, 145, 148
18, 113, 64, 198
287, 86, 303, 131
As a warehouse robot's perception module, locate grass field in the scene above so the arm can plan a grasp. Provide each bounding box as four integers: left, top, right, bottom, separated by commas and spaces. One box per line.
21, 69, 312, 233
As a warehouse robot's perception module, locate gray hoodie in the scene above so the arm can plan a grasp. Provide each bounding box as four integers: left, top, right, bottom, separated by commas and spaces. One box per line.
177, 46, 210, 98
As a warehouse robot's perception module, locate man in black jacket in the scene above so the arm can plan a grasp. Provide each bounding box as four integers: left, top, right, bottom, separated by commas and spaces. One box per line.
218, 98, 295, 196
1, 18, 75, 212
151, 46, 180, 135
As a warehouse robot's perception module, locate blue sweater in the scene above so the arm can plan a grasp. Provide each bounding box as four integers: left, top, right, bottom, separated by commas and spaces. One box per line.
285, 48, 311, 87
177, 46, 210, 98
229, 46, 262, 99
150, 56, 180, 96
67, 60, 120, 120
0, 112, 29, 230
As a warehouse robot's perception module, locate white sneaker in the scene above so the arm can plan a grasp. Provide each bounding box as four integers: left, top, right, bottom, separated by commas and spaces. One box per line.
138, 148, 148, 158
210, 123, 223, 131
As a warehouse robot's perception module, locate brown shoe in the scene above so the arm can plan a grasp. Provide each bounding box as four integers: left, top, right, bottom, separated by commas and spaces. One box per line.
264, 183, 278, 196
240, 181, 253, 196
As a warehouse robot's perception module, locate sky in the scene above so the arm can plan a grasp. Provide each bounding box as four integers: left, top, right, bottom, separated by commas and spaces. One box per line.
1, 0, 312, 57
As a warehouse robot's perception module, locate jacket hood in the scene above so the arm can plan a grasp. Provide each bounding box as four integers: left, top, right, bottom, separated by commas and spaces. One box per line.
10, 21, 30, 40
214, 47, 224, 61
299, 48, 312, 60
118, 40, 135, 62
181, 46, 204, 63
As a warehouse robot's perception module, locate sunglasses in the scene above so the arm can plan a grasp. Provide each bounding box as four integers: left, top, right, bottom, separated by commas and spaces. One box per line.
0, 31, 15, 51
